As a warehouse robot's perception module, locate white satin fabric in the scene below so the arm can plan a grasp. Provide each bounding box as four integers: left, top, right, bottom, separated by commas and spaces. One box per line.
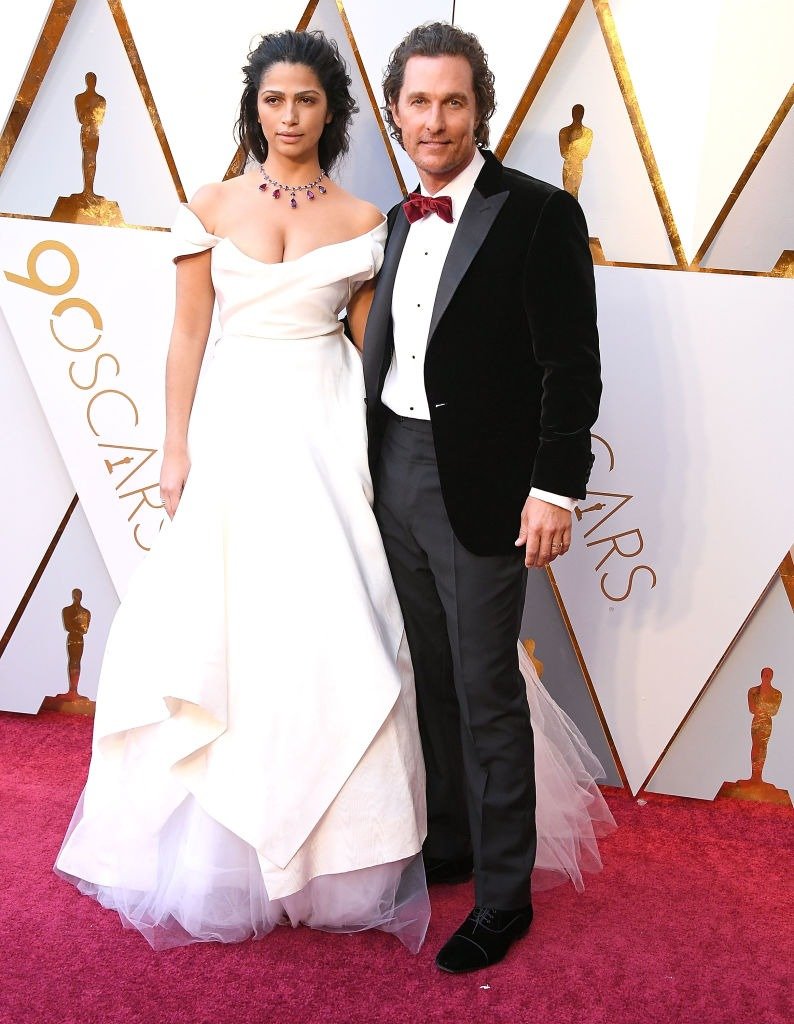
55, 205, 613, 952
56, 209, 429, 950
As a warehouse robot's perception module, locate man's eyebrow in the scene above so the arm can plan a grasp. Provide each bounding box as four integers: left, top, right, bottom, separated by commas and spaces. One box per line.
403, 90, 470, 102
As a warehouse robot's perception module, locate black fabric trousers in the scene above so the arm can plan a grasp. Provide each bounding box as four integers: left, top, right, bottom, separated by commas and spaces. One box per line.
374, 413, 536, 910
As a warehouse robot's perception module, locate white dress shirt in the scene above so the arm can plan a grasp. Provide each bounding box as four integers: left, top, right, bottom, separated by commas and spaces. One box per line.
383, 148, 574, 513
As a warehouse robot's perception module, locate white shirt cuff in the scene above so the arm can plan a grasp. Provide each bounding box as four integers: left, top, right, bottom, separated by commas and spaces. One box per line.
529, 488, 576, 512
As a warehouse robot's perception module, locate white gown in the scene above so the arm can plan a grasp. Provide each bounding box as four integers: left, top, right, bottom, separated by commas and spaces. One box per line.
55, 206, 614, 951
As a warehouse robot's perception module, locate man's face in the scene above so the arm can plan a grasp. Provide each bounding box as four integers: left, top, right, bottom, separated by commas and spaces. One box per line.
391, 55, 479, 191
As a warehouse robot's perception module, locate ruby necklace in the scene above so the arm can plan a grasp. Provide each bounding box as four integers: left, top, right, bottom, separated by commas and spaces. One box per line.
259, 166, 328, 208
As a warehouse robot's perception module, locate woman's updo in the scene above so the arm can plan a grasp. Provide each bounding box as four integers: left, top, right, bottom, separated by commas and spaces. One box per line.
235, 29, 358, 171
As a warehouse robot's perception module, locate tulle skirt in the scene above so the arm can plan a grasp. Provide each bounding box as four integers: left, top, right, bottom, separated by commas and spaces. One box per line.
55, 641, 614, 951
58, 794, 430, 951
53, 333, 614, 951
519, 644, 616, 892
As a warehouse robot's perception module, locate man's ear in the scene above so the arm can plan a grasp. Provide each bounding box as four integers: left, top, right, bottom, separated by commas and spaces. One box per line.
390, 100, 401, 129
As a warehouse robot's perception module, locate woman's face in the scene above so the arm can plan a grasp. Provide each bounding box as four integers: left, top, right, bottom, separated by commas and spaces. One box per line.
257, 61, 332, 164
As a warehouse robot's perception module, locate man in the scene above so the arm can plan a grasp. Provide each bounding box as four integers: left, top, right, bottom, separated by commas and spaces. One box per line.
363, 23, 601, 973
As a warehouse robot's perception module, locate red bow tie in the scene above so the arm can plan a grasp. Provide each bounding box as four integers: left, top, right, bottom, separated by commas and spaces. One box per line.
402, 192, 454, 224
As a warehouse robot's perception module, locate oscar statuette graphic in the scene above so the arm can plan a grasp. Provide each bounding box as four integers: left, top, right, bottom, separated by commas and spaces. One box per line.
718, 667, 791, 807
522, 639, 544, 678
50, 72, 125, 227
559, 104, 593, 200
575, 501, 606, 522
559, 104, 605, 264
39, 589, 96, 716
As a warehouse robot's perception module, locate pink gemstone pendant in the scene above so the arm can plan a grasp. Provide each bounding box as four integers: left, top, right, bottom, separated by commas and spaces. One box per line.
258, 167, 327, 204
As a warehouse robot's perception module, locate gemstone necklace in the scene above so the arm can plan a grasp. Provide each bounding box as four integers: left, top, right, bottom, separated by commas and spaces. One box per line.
259, 166, 328, 208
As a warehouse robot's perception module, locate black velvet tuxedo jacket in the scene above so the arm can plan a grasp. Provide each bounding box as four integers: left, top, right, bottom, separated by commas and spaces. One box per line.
363, 150, 601, 557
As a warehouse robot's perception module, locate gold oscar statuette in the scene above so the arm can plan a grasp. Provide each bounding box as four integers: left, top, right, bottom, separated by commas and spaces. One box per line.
559, 104, 593, 201
717, 667, 791, 807
39, 588, 96, 716
558, 104, 605, 263
50, 72, 125, 227
522, 639, 544, 678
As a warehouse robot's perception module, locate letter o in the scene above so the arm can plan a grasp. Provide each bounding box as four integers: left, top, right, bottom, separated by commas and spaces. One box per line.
49, 297, 103, 352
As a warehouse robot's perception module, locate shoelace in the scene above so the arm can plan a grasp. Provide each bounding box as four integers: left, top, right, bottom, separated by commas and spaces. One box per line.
470, 906, 497, 929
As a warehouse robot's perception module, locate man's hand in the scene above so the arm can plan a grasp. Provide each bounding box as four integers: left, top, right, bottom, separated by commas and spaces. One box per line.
515, 496, 572, 568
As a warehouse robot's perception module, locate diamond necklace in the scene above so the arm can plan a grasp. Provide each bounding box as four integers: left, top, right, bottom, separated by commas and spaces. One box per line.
258, 166, 328, 208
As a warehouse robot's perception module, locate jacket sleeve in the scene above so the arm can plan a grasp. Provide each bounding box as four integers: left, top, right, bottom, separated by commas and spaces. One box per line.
523, 187, 601, 499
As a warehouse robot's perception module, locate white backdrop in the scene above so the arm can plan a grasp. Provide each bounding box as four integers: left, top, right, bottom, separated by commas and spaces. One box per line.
0, 0, 792, 798
0, 219, 174, 591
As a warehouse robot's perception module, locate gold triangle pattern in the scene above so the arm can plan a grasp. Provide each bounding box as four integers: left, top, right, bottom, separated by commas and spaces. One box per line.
0, 0, 77, 178
107, 0, 186, 202
546, 566, 629, 789
495, 0, 792, 278
0, 0, 186, 225
692, 85, 794, 268
591, 0, 686, 267
636, 566, 785, 793
495, 0, 586, 162
0, 494, 79, 658
331, 0, 407, 194
779, 552, 794, 614
0, 0, 789, 794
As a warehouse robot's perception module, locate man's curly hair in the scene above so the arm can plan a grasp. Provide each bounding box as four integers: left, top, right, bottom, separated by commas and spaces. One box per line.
382, 22, 496, 149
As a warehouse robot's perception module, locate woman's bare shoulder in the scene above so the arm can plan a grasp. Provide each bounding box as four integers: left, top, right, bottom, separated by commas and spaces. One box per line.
188, 175, 252, 233
332, 190, 385, 233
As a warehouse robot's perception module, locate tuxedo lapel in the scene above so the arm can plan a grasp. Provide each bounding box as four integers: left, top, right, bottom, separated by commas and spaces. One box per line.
427, 182, 508, 344
363, 208, 410, 402
365, 153, 509, 392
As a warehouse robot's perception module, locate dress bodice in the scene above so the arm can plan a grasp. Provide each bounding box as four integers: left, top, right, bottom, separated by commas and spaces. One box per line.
172, 204, 386, 341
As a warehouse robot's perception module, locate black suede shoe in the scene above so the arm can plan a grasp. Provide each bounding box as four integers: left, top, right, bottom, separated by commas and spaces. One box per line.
435, 904, 533, 974
422, 853, 474, 886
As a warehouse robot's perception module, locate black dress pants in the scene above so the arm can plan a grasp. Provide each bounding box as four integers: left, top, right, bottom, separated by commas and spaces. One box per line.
374, 412, 536, 910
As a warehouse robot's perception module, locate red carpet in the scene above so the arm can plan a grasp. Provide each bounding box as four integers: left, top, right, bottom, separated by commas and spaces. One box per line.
2, 712, 792, 1024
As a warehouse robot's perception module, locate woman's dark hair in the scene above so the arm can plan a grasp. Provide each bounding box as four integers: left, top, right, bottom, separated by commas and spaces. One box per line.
382, 22, 496, 149
235, 30, 357, 171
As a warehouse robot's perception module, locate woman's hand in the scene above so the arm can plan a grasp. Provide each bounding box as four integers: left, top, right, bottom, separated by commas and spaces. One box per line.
160, 447, 191, 519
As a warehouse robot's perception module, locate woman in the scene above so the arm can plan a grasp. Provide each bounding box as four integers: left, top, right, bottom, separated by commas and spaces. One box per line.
55, 29, 613, 953
56, 29, 428, 952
